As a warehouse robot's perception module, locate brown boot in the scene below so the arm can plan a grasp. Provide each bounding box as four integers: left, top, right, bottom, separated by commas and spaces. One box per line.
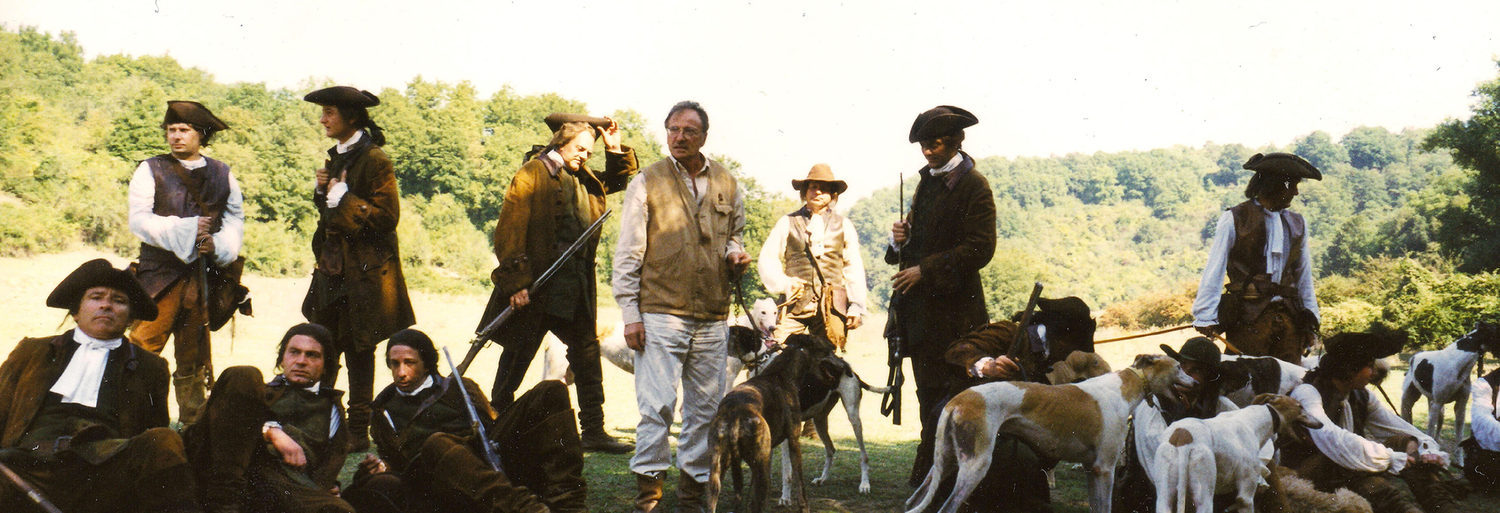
634, 473, 664, 513
173, 367, 208, 425
677, 469, 708, 513
581, 428, 634, 454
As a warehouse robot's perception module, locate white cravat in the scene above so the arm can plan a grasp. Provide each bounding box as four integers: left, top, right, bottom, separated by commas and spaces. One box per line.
50, 330, 123, 408
325, 130, 364, 208
395, 375, 435, 397
928, 152, 964, 176
1257, 201, 1287, 277
335, 130, 364, 154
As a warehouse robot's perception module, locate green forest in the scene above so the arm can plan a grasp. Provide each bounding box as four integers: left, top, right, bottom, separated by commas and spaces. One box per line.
4, 26, 1499, 348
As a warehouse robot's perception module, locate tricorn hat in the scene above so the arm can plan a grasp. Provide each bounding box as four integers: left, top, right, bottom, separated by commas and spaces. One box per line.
791, 163, 848, 194
46, 259, 158, 321
544, 113, 612, 133
1019, 296, 1097, 354
1323, 329, 1406, 363
909, 105, 978, 143
1161, 337, 1222, 374
163, 101, 229, 132
303, 86, 380, 108
1243, 152, 1322, 180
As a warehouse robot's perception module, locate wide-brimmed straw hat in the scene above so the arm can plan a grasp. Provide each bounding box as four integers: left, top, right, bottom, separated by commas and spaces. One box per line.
791, 163, 847, 194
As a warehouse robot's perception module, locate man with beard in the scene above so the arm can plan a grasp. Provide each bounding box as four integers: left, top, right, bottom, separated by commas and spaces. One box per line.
127, 100, 244, 425
887, 105, 997, 487
0, 259, 197, 512
184, 323, 352, 513
1192, 152, 1322, 365
480, 113, 637, 454
342, 329, 585, 513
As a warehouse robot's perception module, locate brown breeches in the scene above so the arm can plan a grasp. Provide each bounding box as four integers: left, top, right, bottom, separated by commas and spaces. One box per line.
129, 274, 211, 372
0, 427, 198, 513
184, 366, 353, 513
1226, 301, 1313, 366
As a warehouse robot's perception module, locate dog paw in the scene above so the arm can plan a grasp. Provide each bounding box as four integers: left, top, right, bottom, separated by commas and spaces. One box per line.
777, 497, 792, 506
812, 476, 827, 486
859, 481, 871, 493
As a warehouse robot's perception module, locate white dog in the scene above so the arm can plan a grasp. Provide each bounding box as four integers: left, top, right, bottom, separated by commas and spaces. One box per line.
1153, 394, 1323, 513
1400, 321, 1499, 463
906, 354, 1191, 513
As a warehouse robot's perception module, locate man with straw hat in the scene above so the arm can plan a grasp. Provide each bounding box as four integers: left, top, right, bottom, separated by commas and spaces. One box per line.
757, 163, 869, 345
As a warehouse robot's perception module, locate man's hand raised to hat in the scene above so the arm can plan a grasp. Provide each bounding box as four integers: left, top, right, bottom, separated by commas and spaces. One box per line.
600, 119, 622, 152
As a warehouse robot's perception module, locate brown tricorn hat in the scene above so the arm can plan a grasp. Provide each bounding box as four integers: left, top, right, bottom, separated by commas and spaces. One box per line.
544, 113, 612, 133
791, 163, 848, 194
163, 101, 229, 132
1243, 152, 1322, 180
303, 86, 380, 108
46, 259, 158, 321
909, 105, 978, 143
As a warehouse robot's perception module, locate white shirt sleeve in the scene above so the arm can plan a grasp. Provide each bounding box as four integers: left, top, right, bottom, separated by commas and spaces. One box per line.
128, 161, 201, 263
1363, 387, 1448, 466
1296, 226, 1320, 323
1192, 211, 1235, 327
757, 216, 793, 295
210, 172, 245, 266
726, 183, 746, 257
1472, 379, 1500, 451
325, 181, 348, 208
841, 216, 870, 319
612, 174, 649, 325
1291, 384, 1406, 473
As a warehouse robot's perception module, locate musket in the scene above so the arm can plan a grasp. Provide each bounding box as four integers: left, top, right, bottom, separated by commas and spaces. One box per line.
0, 460, 63, 513
1007, 282, 1045, 382
881, 172, 907, 425
456, 209, 614, 374
443, 347, 504, 474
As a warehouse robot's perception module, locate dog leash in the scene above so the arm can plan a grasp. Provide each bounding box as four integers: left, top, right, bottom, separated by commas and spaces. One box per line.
1093, 324, 1195, 344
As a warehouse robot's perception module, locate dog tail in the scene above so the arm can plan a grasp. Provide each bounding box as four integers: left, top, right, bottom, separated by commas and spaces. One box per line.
857, 375, 890, 394
905, 403, 957, 513
1175, 445, 1190, 513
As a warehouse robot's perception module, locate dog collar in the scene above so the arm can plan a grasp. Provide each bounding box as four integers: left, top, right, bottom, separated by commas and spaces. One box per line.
1265, 404, 1282, 434
1126, 367, 1145, 380
747, 342, 784, 371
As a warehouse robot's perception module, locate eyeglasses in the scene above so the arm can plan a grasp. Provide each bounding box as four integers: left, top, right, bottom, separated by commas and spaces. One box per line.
666, 127, 703, 137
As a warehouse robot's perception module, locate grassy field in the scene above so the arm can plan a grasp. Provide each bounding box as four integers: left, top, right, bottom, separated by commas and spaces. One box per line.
2, 251, 1495, 511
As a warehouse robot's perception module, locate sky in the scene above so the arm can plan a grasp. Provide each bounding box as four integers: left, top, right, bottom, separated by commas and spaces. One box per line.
3, 0, 1499, 204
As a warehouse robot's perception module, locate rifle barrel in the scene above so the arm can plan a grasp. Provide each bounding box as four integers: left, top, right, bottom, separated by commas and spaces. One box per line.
443, 348, 503, 473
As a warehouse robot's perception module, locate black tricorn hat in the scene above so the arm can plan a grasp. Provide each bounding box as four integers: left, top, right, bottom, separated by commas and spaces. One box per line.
1161, 337, 1222, 374
1323, 329, 1406, 363
163, 101, 229, 132
46, 259, 158, 321
1020, 296, 1097, 352
303, 86, 380, 108
1243, 152, 1322, 180
544, 113, 612, 133
909, 105, 978, 143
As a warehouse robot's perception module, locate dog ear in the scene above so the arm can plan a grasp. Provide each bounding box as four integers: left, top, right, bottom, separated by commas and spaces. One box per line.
817, 358, 844, 383
1250, 393, 1277, 406
1131, 354, 1155, 368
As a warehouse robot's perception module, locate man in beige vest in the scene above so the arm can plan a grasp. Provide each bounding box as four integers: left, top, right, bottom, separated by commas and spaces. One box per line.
613, 101, 750, 513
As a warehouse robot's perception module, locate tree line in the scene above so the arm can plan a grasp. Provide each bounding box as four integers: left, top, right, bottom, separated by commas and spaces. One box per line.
4, 27, 1498, 348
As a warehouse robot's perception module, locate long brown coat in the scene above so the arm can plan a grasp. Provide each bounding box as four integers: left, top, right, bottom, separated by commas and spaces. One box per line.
482, 148, 638, 325
0, 331, 170, 448
885, 152, 997, 382
303, 139, 416, 352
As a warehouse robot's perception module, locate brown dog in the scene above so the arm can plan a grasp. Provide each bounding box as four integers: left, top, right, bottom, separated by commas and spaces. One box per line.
706, 334, 837, 513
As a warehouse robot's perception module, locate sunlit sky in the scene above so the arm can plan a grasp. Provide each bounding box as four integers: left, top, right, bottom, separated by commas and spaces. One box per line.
4, 0, 1498, 204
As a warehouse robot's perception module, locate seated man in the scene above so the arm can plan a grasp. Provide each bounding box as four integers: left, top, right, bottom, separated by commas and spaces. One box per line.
939, 296, 1096, 513
1284, 330, 1461, 513
1114, 337, 1261, 513
1462, 367, 1500, 494
0, 259, 197, 512
183, 322, 353, 513
343, 329, 585, 513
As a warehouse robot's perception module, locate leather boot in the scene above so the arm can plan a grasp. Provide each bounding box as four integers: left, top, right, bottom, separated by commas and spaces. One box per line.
677, 469, 708, 513
173, 366, 208, 425
634, 472, 664, 513
580, 427, 634, 454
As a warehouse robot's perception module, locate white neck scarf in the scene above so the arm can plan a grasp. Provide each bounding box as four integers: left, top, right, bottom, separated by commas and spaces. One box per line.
336, 129, 365, 154
1257, 200, 1287, 263
929, 152, 964, 176
396, 375, 435, 397
50, 330, 123, 408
